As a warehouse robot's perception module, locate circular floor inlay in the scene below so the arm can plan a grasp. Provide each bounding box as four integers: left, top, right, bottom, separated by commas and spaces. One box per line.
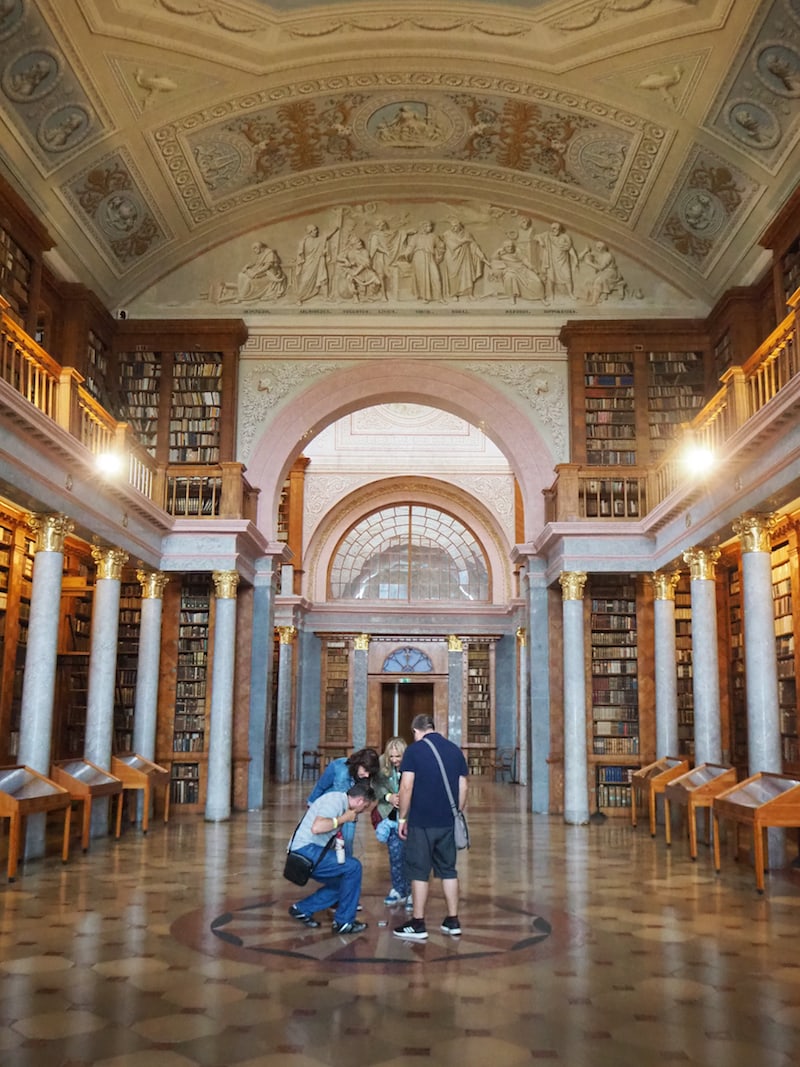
172, 892, 573, 972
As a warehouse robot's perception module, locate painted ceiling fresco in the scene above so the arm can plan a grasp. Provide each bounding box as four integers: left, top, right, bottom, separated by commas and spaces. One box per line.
1, 0, 799, 317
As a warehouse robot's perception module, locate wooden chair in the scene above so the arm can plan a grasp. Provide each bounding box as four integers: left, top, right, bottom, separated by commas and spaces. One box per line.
301, 750, 321, 780
492, 748, 514, 782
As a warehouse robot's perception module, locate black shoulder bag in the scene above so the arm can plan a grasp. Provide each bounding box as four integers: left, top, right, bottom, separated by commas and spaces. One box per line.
423, 737, 470, 850
283, 818, 336, 885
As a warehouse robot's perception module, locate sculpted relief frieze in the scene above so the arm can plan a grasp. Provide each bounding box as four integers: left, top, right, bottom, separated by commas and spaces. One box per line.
133, 198, 699, 317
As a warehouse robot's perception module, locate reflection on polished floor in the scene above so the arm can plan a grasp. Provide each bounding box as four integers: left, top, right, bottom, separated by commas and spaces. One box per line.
1, 779, 799, 1066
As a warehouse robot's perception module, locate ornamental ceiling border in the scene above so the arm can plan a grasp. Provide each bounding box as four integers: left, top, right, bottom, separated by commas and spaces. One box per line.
152, 72, 666, 228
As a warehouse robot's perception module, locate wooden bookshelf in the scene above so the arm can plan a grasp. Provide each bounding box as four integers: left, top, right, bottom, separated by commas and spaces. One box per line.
772, 534, 799, 775
560, 321, 710, 467
114, 578, 140, 753
117, 349, 161, 456
646, 350, 706, 460
113, 320, 245, 463
726, 560, 748, 776
0, 516, 35, 762
0, 222, 32, 324
675, 574, 694, 759
588, 576, 639, 812
464, 639, 496, 776
583, 354, 636, 466
322, 638, 350, 749
169, 351, 223, 464
170, 573, 212, 807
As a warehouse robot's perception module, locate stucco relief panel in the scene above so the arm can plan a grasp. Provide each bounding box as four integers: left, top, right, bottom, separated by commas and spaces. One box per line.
0, 0, 109, 172
706, 0, 800, 172
650, 145, 761, 272
152, 74, 663, 226
62, 149, 172, 272
461, 359, 568, 463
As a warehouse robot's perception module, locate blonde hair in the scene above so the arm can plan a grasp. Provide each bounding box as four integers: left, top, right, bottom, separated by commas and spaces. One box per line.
379, 736, 407, 776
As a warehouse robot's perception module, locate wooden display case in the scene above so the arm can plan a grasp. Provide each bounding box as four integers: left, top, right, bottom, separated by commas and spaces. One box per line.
0, 765, 71, 881
50, 758, 124, 852
630, 755, 691, 836
111, 754, 170, 834
663, 763, 737, 859
712, 771, 800, 892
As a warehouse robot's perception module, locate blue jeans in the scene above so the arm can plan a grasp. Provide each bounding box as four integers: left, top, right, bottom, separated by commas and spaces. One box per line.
294, 844, 362, 925
387, 828, 410, 895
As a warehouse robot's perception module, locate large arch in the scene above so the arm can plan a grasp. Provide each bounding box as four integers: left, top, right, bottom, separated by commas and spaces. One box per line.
244, 358, 558, 541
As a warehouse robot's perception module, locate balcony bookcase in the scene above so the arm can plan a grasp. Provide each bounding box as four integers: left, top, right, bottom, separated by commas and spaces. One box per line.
0, 511, 34, 762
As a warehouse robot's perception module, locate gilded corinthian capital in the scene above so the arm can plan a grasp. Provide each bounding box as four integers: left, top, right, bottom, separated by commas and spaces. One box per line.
559, 571, 587, 600
277, 625, 297, 645
137, 569, 169, 599
354, 633, 370, 651
213, 570, 240, 599
652, 570, 681, 601
682, 546, 721, 580
27, 512, 74, 553
91, 544, 129, 581
732, 512, 777, 554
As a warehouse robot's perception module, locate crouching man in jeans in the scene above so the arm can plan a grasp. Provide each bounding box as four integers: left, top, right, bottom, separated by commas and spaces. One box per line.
287, 779, 376, 934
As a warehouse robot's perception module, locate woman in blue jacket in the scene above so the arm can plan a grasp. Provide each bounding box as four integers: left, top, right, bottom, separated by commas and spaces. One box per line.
307, 747, 380, 856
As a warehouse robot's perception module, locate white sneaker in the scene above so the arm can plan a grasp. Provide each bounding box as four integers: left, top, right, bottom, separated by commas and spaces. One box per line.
384, 889, 403, 905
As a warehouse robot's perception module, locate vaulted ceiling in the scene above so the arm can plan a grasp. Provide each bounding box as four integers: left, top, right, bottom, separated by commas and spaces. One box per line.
2, 1, 799, 317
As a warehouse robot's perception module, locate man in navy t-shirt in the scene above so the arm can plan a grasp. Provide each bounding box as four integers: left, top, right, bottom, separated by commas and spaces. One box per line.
394, 714, 468, 941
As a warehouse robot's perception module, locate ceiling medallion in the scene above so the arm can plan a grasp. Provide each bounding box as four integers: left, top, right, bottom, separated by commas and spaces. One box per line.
352, 94, 467, 156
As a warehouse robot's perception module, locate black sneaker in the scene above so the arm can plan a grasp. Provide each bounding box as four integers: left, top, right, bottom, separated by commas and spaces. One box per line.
393, 919, 428, 940
288, 904, 320, 928
332, 919, 368, 934
440, 915, 461, 935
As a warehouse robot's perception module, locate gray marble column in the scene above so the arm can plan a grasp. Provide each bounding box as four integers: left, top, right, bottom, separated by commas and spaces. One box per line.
205, 570, 240, 821
527, 566, 551, 814
652, 570, 680, 758
516, 626, 529, 786
85, 545, 128, 836
131, 570, 169, 763
274, 625, 297, 784
18, 514, 73, 860
734, 514, 783, 775
560, 571, 589, 825
683, 546, 722, 766
247, 561, 278, 810
352, 633, 369, 751
447, 635, 464, 745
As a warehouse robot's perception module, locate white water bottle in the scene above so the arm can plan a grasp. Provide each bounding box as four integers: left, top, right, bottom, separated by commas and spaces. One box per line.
335, 830, 345, 864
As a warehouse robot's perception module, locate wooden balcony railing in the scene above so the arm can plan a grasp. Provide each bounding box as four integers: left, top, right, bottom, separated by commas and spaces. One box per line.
546, 298, 800, 523
1, 298, 257, 520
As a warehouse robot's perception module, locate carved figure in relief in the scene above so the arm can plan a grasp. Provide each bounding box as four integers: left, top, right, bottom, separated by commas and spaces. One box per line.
488, 239, 544, 303
441, 219, 489, 300
534, 221, 579, 302
9, 58, 51, 97
374, 104, 444, 147
236, 241, 287, 302
732, 107, 764, 142
400, 221, 444, 303
581, 242, 627, 305
295, 221, 340, 303
40, 110, 84, 149
636, 65, 683, 107
335, 237, 384, 302
765, 52, 800, 93
367, 218, 405, 299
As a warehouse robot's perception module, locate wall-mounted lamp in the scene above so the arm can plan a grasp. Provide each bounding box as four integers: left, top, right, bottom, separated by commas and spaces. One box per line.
95, 451, 124, 477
